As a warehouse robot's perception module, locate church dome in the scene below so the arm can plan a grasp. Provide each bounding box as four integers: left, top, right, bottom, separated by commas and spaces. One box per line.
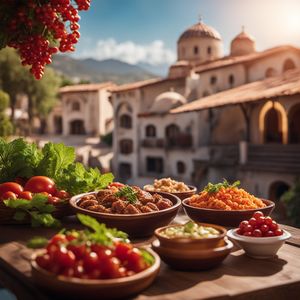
230, 27, 256, 56
150, 91, 186, 113
178, 21, 221, 42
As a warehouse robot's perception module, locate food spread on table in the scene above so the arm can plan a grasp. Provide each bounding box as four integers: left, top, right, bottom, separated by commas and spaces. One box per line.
77, 183, 173, 214
159, 221, 220, 239
188, 179, 266, 210
144, 177, 190, 193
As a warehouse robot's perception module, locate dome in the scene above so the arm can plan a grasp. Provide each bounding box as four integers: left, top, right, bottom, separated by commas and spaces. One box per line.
230, 27, 256, 56
178, 21, 222, 43
150, 91, 186, 113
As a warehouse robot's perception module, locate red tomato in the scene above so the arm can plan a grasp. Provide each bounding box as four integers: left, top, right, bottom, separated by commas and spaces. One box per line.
265, 230, 275, 237
47, 196, 60, 205
248, 218, 257, 227
236, 228, 243, 235
126, 248, 147, 273
243, 231, 253, 237
83, 252, 100, 272
36, 254, 51, 270
239, 220, 249, 230
275, 229, 283, 236
101, 257, 122, 279
260, 224, 269, 233
55, 190, 70, 199
115, 242, 133, 262
55, 247, 76, 268
264, 216, 273, 226
1, 191, 18, 200
256, 216, 265, 226
270, 221, 278, 231
24, 176, 57, 195
73, 261, 85, 278
18, 191, 33, 200
253, 211, 264, 220
67, 244, 87, 260
243, 224, 253, 232
49, 234, 67, 246
253, 229, 262, 237
0, 182, 23, 196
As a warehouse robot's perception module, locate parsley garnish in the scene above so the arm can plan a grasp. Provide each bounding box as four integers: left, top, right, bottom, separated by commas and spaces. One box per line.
204, 179, 241, 194
115, 186, 138, 204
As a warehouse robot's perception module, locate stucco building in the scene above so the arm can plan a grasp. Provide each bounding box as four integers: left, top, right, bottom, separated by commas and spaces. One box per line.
111, 20, 300, 205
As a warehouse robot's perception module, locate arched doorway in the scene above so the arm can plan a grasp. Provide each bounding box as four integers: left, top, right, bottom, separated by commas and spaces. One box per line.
264, 108, 282, 143
70, 120, 85, 135
269, 181, 290, 222
289, 104, 300, 143
283, 58, 296, 72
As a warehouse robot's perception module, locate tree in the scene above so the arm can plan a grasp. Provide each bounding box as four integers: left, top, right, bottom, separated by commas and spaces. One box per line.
0, 90, 13, 137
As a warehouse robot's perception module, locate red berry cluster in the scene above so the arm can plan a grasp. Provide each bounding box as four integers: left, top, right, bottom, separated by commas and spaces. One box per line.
237, 211, 283, 237
3, 0, 91, 79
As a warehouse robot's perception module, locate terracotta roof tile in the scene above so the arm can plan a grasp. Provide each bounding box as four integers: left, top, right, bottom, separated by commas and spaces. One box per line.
171, 69, 300, 114
59, 82, 114, 93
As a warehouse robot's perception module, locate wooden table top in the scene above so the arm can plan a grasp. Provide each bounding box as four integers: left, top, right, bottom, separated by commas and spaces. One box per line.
0, 214, 300, 300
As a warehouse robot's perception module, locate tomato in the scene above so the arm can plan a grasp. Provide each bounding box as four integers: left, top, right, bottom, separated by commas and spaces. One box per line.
91, 244, 112, 259
36, 254, 51, 270
239, 220, 248, 230
243, 224, 253, 232
253, 229, 262, 237
18, 191, 32, 200
243, 231, 253, 237
47, 196, 60, 204
83, 252, 100, 271
55, 247, 76, 268
275, 229, 283, 236
270, 221, 278, 231
49, 234, 67, 246
67, 244, 86, 260
265, 230, 275, 237
260, 224, 269, 233
24, 176, 57, 195
264, 216, 273, 226
0, 182, 23, 196
248, 218, 257, 227
73, 261, 85, 278
253, 211, 264, 220
55, 190, 70, 199
126, 248, 147, 273
256, 216, 265, 226
115, 242, 133, 262
1, 191, 17, 200
236, 228, 243, 235
101, 257, 122, 279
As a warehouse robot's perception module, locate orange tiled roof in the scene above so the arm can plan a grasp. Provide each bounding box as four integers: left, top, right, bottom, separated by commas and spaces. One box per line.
194, 45, 300, 74
171, 69, 300, 114
59, 82, 114, 93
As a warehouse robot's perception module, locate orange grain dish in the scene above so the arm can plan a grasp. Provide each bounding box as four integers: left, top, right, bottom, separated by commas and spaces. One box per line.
189, 187, 266, 211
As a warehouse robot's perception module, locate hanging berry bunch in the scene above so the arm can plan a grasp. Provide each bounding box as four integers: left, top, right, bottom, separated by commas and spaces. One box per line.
0, 0, 91, 80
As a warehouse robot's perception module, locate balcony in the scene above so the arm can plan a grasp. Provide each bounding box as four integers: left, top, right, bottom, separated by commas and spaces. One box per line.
165, 134, 193, 149
141, 138, 165, 148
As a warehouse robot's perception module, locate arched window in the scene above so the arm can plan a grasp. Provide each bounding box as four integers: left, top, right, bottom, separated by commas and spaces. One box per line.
119, 139, 133, 154
70, 120, 85, 135
166, 124, 180, 147
145, 125, 156, 137
194, 46, 199, 55
72, 102, 80, 111
177, 161, 186, 174
207, 46, 212, 55
119, 114, 132, 129
265, 68, 277, 78
228, 74, 235, 86
264, 108, 282, 143
210, 76, 217, 85
289, 103, 300, 143
283, 59, 296, 72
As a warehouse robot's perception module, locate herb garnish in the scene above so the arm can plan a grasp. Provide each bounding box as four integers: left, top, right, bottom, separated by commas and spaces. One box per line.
115, 186, 138, 204
204, 179, 241, 194
4, 194, 61, 228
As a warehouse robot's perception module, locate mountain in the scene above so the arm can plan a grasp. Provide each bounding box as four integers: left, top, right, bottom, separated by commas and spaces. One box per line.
51, 55, 158, 84
137, 62, 170, 77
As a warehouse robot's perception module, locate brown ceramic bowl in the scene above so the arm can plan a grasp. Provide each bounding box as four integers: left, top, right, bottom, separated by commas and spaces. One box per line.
182, 198, 275, 227
70, 191, 181, 237
144, 185, 197, 200
152, 238, 233, 271
154, 222, 227, 250
31, 248, 160, 300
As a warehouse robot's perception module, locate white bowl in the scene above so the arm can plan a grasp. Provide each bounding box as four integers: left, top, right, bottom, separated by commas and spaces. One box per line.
227, 228, 291, 259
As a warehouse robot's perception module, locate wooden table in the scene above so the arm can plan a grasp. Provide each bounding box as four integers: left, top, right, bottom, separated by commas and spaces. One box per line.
0, 215, 300, 300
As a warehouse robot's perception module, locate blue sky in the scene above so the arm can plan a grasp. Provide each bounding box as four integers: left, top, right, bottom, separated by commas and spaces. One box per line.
73, 0, 300, 66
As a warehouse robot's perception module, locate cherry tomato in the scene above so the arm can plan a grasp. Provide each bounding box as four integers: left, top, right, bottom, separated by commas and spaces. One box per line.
55, 247, 76, 268
49, 234, 67, 246
239, 220, 249, 230
265, 230, 275, 237
126, 248, 147, 273
67, 244, 86, 260
253, 229, 262, 237
243, 224, 253, 232
1, 191, 17, 200
264, 216, 273, 226
47, 196, 60, 204
275, 229, 283, 236
91, 244, 112, 259
101, 257, 122, 279
260, 224, 269, 233
83, 252, 100, 272
55, 190, 70, 199
36, 254, 51, 270
256, 216, 265, 225
73, 261, 85, 278
253, 211, 264, 220
248, 218, 257, 227
243, 231, 253, 237
0, 182, 23, 196
18, 191, 32, 200
236, 228, 243, 235
270, 221, 278, 231
24, 176, 57, 195
115, 242, 133, 262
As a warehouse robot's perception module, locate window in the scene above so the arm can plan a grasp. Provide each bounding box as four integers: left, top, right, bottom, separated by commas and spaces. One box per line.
118, 163, 132, 180
145, 125, 156, 137
207, 46, 212, 55
166, 124, 180, 147
228, 74, 235, 86
119, 114, 132, 129
210, 76, 217, 85
146, 157, 164, 174
194, 46, 199, 55
72, 102, 80, 111
177, 161, 186, 174
283, 59, 296, 72
265, 68, 277, 78
119, 139, 133, 154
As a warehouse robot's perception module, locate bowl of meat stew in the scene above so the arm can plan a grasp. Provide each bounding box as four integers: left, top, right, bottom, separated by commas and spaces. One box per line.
69, 184, 181, 237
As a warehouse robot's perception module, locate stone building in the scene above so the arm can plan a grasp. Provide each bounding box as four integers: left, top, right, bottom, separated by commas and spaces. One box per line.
111, 20, 300, 204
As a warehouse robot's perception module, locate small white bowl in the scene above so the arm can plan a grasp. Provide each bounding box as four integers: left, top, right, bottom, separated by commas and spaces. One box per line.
227, 228, 291, 259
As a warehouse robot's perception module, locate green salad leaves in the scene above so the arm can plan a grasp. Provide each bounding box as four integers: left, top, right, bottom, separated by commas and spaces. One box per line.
204, 179, 241, 194
0, 138, 114, 195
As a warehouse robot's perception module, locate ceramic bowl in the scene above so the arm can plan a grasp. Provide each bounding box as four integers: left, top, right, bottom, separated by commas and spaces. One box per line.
144, 185, 197, 200
154, 222, 227, 250
31, 248, 160, 300
152, 238, 233, 271
182, 198, 275, 227
227, 228, 291, 259
69, 191, 181, 237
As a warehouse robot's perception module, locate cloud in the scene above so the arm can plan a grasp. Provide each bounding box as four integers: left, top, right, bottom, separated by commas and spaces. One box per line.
78, 38, 176, 65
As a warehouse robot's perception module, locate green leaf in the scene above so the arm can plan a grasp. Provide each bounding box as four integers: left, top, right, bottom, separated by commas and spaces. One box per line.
13, 210, 26, 221
77, 213, 102, 232
30, 211, 61, 228
140, 249, 155, 266
115, 186, 138, 204
4, 199, 31, 209
27, 237, 48, 249
30, 194, 55, 213
204, 179, 241, 194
